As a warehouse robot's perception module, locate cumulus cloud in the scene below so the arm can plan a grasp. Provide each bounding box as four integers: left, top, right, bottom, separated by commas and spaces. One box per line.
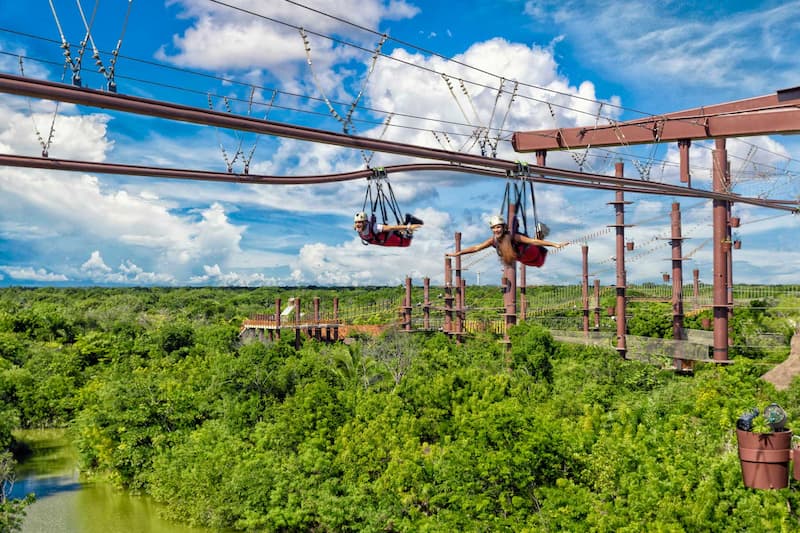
2, 1, 796, 287
0, 266, 69, 282
81, 251, 112, 273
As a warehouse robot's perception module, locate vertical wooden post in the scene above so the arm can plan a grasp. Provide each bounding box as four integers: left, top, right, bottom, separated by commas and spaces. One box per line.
275, 298, 282, 341
444, 257, 453, 334
404, 277, 413, 332
612, 162, 629, 358
333, 297, 339, 341
670, 203, 687, 370
582, 244, 590, 336
593, 279, 601, 330
712, 139, 729, 361
423, 277, 431, 330
294, 296, 301, 350
454, 232, 464, 340
313, 296, 321, 340
678, 139, 691, 185
460, 278, 467, 337
726, 166, 734, 338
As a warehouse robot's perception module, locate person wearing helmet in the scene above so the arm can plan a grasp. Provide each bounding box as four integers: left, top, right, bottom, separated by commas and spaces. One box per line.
354, 211, 424, 247
446, 214, 567, 267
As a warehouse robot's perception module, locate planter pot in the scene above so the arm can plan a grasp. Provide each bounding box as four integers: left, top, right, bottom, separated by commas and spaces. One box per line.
734, 240, 742, 250
731, 217, 740, 228
626, 241, 635, 251
662, 273, 670, 282
737, 429, 792, 489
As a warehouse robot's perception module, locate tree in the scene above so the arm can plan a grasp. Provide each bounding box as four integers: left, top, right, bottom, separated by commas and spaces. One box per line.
0, 452, 35, 532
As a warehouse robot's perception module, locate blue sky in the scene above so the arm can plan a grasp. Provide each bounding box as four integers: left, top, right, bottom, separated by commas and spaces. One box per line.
0, 0, 798, 287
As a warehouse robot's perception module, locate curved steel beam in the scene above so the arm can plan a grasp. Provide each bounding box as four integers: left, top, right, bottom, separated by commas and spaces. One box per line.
2, 154, 796, 212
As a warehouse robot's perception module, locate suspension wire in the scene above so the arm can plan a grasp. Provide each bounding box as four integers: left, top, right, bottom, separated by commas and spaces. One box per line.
629, 119, 664, 181
19, 56, 59, 157
545, 101, 590, 172
11, 27, 800, 185
490, 80, 518, 158
441, 73, 475, 131
440, 73, 494, 156
268, 0, 643, 118
343, 33, 387, 134
481, 77, 505, 156
363, 112, 394, 167
6, 28, 798, 205
431, 130, 455, 151
458, 127, 486, 154
301, 27, 388, 165
207, 93, 241, 172
459, 78, 483, 127
48, 0, 87, 86
460, 246, 495, 270
300, 28, 347, 126
242, 87, 278, 174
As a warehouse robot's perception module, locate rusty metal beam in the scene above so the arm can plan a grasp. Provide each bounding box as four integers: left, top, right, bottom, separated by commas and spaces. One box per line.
512, 87, 800, 151
0, 73, 509, 170
0, 74, 797, 212
1, 153, 797, 211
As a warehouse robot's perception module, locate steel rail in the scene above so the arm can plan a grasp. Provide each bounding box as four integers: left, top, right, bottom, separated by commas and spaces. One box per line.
2, 154, 797, 211
0, 74, 797, 211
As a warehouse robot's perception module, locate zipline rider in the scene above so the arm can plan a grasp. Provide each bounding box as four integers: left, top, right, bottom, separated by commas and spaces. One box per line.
447, 214, 567, 267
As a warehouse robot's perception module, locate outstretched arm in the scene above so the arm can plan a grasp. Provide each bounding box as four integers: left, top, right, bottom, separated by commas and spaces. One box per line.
379, 223, 424, 233
446, 238, 494, 257
514, 234, 568, 249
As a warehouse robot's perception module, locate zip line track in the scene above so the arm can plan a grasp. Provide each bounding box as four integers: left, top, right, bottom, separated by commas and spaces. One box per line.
1, 153, 792, 207
0, 73, 797, 212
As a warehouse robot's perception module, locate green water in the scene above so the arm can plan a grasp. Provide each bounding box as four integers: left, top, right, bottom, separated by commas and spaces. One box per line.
10, 429, 212, 533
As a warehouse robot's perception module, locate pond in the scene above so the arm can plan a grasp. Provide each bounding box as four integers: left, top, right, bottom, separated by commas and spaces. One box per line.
10, 429, 212, 533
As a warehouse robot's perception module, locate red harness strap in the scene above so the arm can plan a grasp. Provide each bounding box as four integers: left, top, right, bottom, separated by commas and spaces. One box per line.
515, 243, 548, 267
359, 224, 413, 247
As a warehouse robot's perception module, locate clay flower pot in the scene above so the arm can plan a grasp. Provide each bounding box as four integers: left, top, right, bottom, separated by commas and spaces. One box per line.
731, 217, 740, 228
626, 241, 635, 251
737, 429, 792, 489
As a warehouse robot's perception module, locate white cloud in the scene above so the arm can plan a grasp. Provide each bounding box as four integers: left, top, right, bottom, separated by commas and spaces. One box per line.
81, 251, 112, 273
0, 266, 69, 282
158, 0, 419, 72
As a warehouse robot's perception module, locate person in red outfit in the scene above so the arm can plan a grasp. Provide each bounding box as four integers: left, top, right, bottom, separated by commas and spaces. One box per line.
354, 211, 423, 247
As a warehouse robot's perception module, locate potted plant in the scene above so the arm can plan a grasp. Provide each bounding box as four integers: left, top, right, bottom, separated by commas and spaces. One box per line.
736, 404, 792, 489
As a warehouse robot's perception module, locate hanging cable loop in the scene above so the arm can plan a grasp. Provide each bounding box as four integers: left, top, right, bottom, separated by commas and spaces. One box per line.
361, 167, 404, 226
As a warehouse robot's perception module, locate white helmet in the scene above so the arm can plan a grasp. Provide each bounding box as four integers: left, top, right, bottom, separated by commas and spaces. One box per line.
488, 214, 505, 228
536, 222, 550, 238
354, 211, 368, 223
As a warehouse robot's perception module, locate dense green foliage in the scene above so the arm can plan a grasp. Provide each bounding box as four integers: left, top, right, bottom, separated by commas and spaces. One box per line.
1, 286, 800, 531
